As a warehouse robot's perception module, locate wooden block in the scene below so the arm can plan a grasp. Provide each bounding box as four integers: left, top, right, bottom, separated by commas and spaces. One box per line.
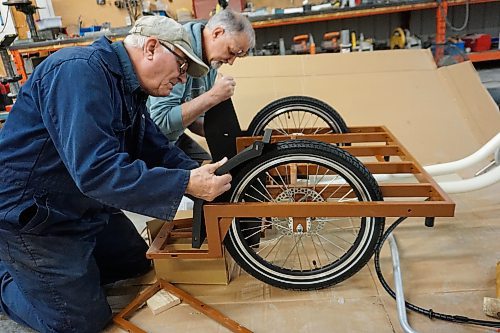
146, 289, 181, 315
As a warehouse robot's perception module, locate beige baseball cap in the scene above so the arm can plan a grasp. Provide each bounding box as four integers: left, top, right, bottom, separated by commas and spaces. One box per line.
129, 16, 209, 77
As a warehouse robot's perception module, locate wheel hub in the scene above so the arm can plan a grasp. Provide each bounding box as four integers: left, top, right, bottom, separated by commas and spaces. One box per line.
273, 187, 326, 235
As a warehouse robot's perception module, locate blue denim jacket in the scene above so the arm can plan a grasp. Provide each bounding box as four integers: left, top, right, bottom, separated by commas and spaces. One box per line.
0, 37, 197, 233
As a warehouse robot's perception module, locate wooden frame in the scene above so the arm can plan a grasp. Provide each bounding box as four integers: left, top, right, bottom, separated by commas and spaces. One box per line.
147, 126, 455, 260
116, 125, 455, 332
113, 279, 252, 333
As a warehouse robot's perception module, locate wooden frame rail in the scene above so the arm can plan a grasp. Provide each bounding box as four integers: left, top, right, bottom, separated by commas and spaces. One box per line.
113, 279, 252, 333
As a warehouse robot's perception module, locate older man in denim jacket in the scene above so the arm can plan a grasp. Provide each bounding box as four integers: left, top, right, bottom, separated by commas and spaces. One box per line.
0, 16, 231, 333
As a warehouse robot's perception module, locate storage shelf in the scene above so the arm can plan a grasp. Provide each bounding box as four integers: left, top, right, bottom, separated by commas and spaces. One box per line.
468, 49, 500, 62
250, 0, 499, 29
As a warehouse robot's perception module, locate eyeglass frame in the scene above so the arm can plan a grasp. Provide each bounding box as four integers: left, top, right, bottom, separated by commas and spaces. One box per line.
228, 47, 247, 58
158, 40, 189, 75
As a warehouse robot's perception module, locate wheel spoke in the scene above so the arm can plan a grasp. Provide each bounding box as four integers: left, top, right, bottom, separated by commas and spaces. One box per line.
226, 140, 383, 289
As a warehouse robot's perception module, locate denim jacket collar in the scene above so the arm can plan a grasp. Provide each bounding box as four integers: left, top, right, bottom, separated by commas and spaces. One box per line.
111, 41, 142, 95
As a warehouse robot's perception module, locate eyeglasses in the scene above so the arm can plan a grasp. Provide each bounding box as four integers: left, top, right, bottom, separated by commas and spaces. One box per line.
159, 41, 189, 75
228, 46, 247, 58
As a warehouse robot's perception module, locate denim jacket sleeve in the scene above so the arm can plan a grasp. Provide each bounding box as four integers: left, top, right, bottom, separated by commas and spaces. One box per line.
148, 81, 188, 142
140, 111, 198, 170
34, 57, 191, 220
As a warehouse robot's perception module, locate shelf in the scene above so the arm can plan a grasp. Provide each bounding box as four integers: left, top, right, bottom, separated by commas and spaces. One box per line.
250, 0, 499, 29
468, 49, 500, 62
7, 34, 125, 85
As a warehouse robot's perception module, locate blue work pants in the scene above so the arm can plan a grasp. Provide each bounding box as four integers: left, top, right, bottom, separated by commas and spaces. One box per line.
0, 211, 150, 333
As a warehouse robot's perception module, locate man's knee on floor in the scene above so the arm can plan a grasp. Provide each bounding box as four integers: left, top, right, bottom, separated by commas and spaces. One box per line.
42, 299, 112, 333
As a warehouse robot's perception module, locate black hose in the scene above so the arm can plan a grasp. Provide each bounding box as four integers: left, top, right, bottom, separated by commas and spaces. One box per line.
374, 217, 500, 328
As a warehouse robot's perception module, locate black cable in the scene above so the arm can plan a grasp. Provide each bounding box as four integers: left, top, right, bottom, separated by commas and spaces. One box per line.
0, 7, 10, 34
374, 217, 500, 329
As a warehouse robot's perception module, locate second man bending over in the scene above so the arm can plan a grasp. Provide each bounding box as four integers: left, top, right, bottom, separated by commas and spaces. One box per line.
148, 9, 255, 164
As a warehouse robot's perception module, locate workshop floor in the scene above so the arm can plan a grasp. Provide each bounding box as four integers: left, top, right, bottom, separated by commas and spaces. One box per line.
100, 180, 499, 333
1, 180, 498, 333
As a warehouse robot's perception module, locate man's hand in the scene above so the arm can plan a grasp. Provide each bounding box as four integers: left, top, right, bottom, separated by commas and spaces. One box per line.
209, 74, 236, 104
185, 157, 232, 201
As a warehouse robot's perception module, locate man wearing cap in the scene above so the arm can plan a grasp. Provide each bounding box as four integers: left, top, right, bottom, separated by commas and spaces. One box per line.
0, 16, 231, 333
148, 9, 255, 164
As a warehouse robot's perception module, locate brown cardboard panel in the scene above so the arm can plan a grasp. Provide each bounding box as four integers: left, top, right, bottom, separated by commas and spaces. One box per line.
232, 77, 303, 128
226, 49, 437, 78
107, 295, 396, 333
153, 251, 229, 285
220, 50, 499, 165
302, 49, 437, 76
437, 61, 500, 143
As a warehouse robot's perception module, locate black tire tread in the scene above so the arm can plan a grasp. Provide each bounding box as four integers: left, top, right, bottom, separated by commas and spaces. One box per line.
248, 96, 348, 136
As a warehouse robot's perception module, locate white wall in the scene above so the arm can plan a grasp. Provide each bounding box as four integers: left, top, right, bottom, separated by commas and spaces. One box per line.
35, 0, 56, 19
0, 5, 18, 40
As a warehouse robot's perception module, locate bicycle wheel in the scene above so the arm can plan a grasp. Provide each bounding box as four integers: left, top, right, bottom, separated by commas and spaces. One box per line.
247, 96, 348, 136
224, 140, 384, 290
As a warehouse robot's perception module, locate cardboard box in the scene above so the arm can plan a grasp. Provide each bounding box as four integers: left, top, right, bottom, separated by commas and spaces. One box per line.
219, 49, 500, 168
147, 212, 229, 285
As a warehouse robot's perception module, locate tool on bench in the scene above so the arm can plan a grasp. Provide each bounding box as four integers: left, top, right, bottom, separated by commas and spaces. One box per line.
321, 31, 340, 52
291, 34, 310, 54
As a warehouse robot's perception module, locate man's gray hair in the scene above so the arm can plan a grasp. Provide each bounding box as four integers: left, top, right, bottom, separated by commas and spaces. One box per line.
123, 34, 167, 54
123, 34, 147, 48
206, 9, 255, 49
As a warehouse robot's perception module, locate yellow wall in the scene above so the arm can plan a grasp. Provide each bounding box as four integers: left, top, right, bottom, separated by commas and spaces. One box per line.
51, 0, 198, 30
51, 0, 131, 31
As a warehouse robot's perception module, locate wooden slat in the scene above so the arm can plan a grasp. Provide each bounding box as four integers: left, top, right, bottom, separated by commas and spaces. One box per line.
204, 201, 455, 218
147, 221, 174, 255
147, 249, 210, 259
236, 132, 390, 151
113, 279, 253, 333
341, 145, 400, 157
160, 280, 253, 333
113, 282, 162, 333
364, 161, 416, 174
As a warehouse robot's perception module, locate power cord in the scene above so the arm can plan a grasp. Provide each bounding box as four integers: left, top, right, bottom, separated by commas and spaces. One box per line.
374, 217, 500, 329
0, 7, 10, 34
438, 0, 470, 32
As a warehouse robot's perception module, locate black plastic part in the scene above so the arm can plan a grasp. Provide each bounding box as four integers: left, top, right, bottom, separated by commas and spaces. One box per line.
213, 128, 272, 176
191, 198, 205, 247
0, 75, 22, 84
203, 98, 242, 162
191, 103, 273, 248
214, 141, 264, 176
0, 34, 18, 48
192, 100, 274, 248
425, 217, 435, 227
191, 99, 243, 248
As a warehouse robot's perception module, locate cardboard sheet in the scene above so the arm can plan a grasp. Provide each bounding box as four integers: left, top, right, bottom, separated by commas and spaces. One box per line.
220, 49, 500, 165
